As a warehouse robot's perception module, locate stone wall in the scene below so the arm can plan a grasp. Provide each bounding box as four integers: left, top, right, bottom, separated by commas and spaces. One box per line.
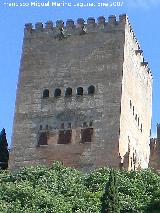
119, 16, 152, 169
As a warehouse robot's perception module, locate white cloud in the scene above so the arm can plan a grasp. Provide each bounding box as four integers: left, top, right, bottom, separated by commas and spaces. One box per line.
127, 0, 160, 9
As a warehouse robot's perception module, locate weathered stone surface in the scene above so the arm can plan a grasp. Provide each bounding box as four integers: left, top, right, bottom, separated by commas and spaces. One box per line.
9, 14, 152, 171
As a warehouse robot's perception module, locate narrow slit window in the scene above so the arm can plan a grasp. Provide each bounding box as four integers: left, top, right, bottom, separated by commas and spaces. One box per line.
130, 100, 132, 108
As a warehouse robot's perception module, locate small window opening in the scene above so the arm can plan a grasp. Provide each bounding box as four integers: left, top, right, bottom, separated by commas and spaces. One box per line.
54, 88, 61, 97
68, 123, 71, 129
81, 128, 93, 143
77, 87, 83, 96
38, 132, 48, 146
131, 157, 133, 168
60, 123, 64, 129
140, 124, 143, 132
89, 121, 93, 127
130, 100, 132, 108
138, 117, 140, 126
88, 85, 95, 95
135, 114, 137, 121
40, 125, 43, 130
46, 125, 49, 130
58, 130, 72, 144
65, 87, 72, 97
133, 106, 135, 115
43, 89, 49, 98
83, 122, 87, 127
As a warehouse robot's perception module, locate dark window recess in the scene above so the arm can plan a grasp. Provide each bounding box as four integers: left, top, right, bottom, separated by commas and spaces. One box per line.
133, 106, 135, 115
140, 124, 143, 132
46, 125, 49, 130
138, 117, 140, 126
130, 100, 132, 108
83, 122, 87, 127
65, 87, 72, 97
88, 85, 95, 95
60, 123, 64, 129
38, 132, 48, 146
81, 128, 93, 143
89, 121, 93, 127
77, 87, 83, 96
58, 130, 72, 144
40, 125, 43, 130
54, 88, 61, 97
43, 89, 49, 98
68, 123, 71, 129
135, 114, 137, 121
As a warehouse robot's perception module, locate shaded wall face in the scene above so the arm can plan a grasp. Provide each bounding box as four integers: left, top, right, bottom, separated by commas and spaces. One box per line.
119, 23, 152, 170
10, 24, 125, 170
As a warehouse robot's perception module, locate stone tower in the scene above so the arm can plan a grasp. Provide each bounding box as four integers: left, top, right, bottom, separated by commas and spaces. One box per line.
10, 14, 152, 171
149, 124, 160, 171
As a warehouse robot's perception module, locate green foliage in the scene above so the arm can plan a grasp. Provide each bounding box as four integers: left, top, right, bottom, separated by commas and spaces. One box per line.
0, 128, 9, 170
101, 169, 120, 213
0, 162, 160, 212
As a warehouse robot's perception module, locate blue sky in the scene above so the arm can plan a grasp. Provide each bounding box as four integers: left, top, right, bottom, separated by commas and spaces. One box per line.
0, 0, 160, 145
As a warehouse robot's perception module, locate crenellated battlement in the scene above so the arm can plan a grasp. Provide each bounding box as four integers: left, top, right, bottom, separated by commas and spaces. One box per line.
24, 14, 127, 35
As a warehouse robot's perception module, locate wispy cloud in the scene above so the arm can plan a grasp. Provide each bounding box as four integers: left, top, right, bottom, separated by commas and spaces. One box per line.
127, 0, 160, 9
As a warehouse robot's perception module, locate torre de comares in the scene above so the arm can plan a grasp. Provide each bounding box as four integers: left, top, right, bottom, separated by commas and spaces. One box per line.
10, 14, 153, 171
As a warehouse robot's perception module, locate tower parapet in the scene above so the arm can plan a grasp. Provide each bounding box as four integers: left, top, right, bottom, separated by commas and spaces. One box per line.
24, 14, 127, 36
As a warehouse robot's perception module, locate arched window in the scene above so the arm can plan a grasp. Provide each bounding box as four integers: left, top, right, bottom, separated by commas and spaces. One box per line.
43, 89, 49, 98
54, 88, 61, 97
65, 87, 72, 97
88, 85, 95, 95
77, 87, 83, 96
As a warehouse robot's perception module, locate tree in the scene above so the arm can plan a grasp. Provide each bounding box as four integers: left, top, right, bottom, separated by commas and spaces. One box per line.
0, 128, 9, 170
101, 168, 120, 213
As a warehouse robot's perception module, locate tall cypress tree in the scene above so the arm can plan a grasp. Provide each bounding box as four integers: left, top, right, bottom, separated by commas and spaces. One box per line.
101, 169, 120, 213
0, 128, 9, 170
